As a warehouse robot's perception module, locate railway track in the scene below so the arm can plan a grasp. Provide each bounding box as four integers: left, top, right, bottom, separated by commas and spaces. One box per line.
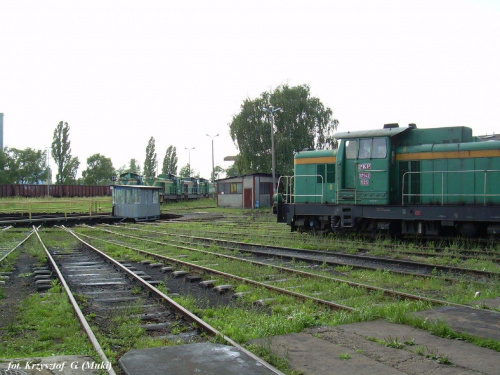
106, 224, 499, 282
0, 228, 35, 263
25, 227, 283, 374
76, 225, 497, 314
159, 218, 500, 262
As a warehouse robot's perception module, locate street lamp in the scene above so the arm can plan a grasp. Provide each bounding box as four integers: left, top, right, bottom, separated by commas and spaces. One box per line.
206, 134, 219, 186
185, 147, 195, 176
263, 106, 282, 194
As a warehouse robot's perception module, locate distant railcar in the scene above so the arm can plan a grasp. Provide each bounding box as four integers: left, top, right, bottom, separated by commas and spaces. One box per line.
158, 174, 182, 202
198, 178, 210, 198
181, 177, 199, 199
116, 172, 210, 203
0, 184, 111, 198
117, 172, 143, 186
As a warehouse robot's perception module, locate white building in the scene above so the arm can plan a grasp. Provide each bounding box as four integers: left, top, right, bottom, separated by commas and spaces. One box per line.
216, 173, 274, 209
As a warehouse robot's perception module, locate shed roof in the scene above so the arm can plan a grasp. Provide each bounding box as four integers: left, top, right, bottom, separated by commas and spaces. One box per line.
216, 173, 272, 182
113, 185, 162, 190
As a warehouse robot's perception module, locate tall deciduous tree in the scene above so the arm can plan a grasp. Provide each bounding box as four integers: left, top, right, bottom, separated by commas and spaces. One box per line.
162, 145, 178, 175
143, 137, 157, 179
229, 84, 339, 176
82, 154, 115, 185
51, 121, 80, 184
127, 159, 141, 174
0, 148, 10, 183
8, 148, 47, 184
0, 147, 48, 184
179, 164, 198, 178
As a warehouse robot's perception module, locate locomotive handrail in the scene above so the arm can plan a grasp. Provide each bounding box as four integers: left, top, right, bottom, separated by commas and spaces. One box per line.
401, 169, 500, 206
277, 175, 324, 203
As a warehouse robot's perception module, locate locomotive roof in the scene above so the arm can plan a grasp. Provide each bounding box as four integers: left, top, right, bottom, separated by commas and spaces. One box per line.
334, 127, 409, 139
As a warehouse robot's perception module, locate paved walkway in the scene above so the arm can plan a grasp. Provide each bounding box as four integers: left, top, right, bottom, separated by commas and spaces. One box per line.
250, 305, 500, 375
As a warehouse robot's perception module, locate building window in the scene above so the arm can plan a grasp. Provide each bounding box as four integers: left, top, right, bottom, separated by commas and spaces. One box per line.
219, 182, 242, 194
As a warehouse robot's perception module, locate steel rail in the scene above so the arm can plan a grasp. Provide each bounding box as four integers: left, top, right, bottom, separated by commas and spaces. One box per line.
165, 232, 500, 279
155, 221, 500, 259
62, 226, 286, 375
0, 229, 35, 263
89, 226, 477, 309
160, 227, 500, 263
33, 227, 116, 375
78, 228, 355, 312
104, 225, 463, 282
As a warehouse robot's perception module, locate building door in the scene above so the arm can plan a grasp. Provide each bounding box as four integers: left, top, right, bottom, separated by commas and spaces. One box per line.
244, 188, 253, 209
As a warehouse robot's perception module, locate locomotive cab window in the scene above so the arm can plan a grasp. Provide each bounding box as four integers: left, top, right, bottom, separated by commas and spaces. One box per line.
359, 139, 372, 159
372, 138, 387, 159
345, 140, 358, 159
358, 138, 387, 159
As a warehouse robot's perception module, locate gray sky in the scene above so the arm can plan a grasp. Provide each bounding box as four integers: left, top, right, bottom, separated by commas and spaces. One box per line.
1, 0, 499, 180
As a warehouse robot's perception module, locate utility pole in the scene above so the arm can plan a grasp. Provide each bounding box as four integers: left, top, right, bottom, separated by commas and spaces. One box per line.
263, 106, 282, 193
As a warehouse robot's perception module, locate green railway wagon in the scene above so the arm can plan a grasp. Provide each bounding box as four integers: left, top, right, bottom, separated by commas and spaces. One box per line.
157, 174, 181, 201
117, 172, 143, 186
198, 178, 210, 197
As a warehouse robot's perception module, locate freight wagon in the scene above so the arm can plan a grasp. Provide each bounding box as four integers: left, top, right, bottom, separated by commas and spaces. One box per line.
0, 184, 111, 198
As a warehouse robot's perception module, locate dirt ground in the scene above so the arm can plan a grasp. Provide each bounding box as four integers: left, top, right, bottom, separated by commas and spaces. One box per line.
0, 249, 39, 336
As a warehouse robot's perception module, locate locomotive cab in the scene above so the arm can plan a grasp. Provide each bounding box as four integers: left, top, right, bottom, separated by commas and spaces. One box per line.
336, 135, 393, 205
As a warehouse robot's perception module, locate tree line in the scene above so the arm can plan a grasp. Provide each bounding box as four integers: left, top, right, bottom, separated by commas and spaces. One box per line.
0, 84, 338, 186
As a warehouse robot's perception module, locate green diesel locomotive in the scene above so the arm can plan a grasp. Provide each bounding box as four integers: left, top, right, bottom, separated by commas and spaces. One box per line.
275, 124, 500, 237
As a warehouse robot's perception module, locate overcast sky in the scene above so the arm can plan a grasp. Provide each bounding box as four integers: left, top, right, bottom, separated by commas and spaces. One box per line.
1, 0, 499, 180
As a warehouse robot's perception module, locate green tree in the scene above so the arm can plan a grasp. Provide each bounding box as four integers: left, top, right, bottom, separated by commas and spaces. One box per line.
0, 147, 48, 184
179, 164, 199, 178
229, 84, 339, 176
64, 157, 80, 184
8, 148, 47, 184
0, 148, 13, 183
143, 137, 157, 179
127, 159, 141, 174
81, 154, 115, 185
224, 158, 242, 178
162, 145, 178, 175
51, 121, 80, 184
213, 165, 224, 181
